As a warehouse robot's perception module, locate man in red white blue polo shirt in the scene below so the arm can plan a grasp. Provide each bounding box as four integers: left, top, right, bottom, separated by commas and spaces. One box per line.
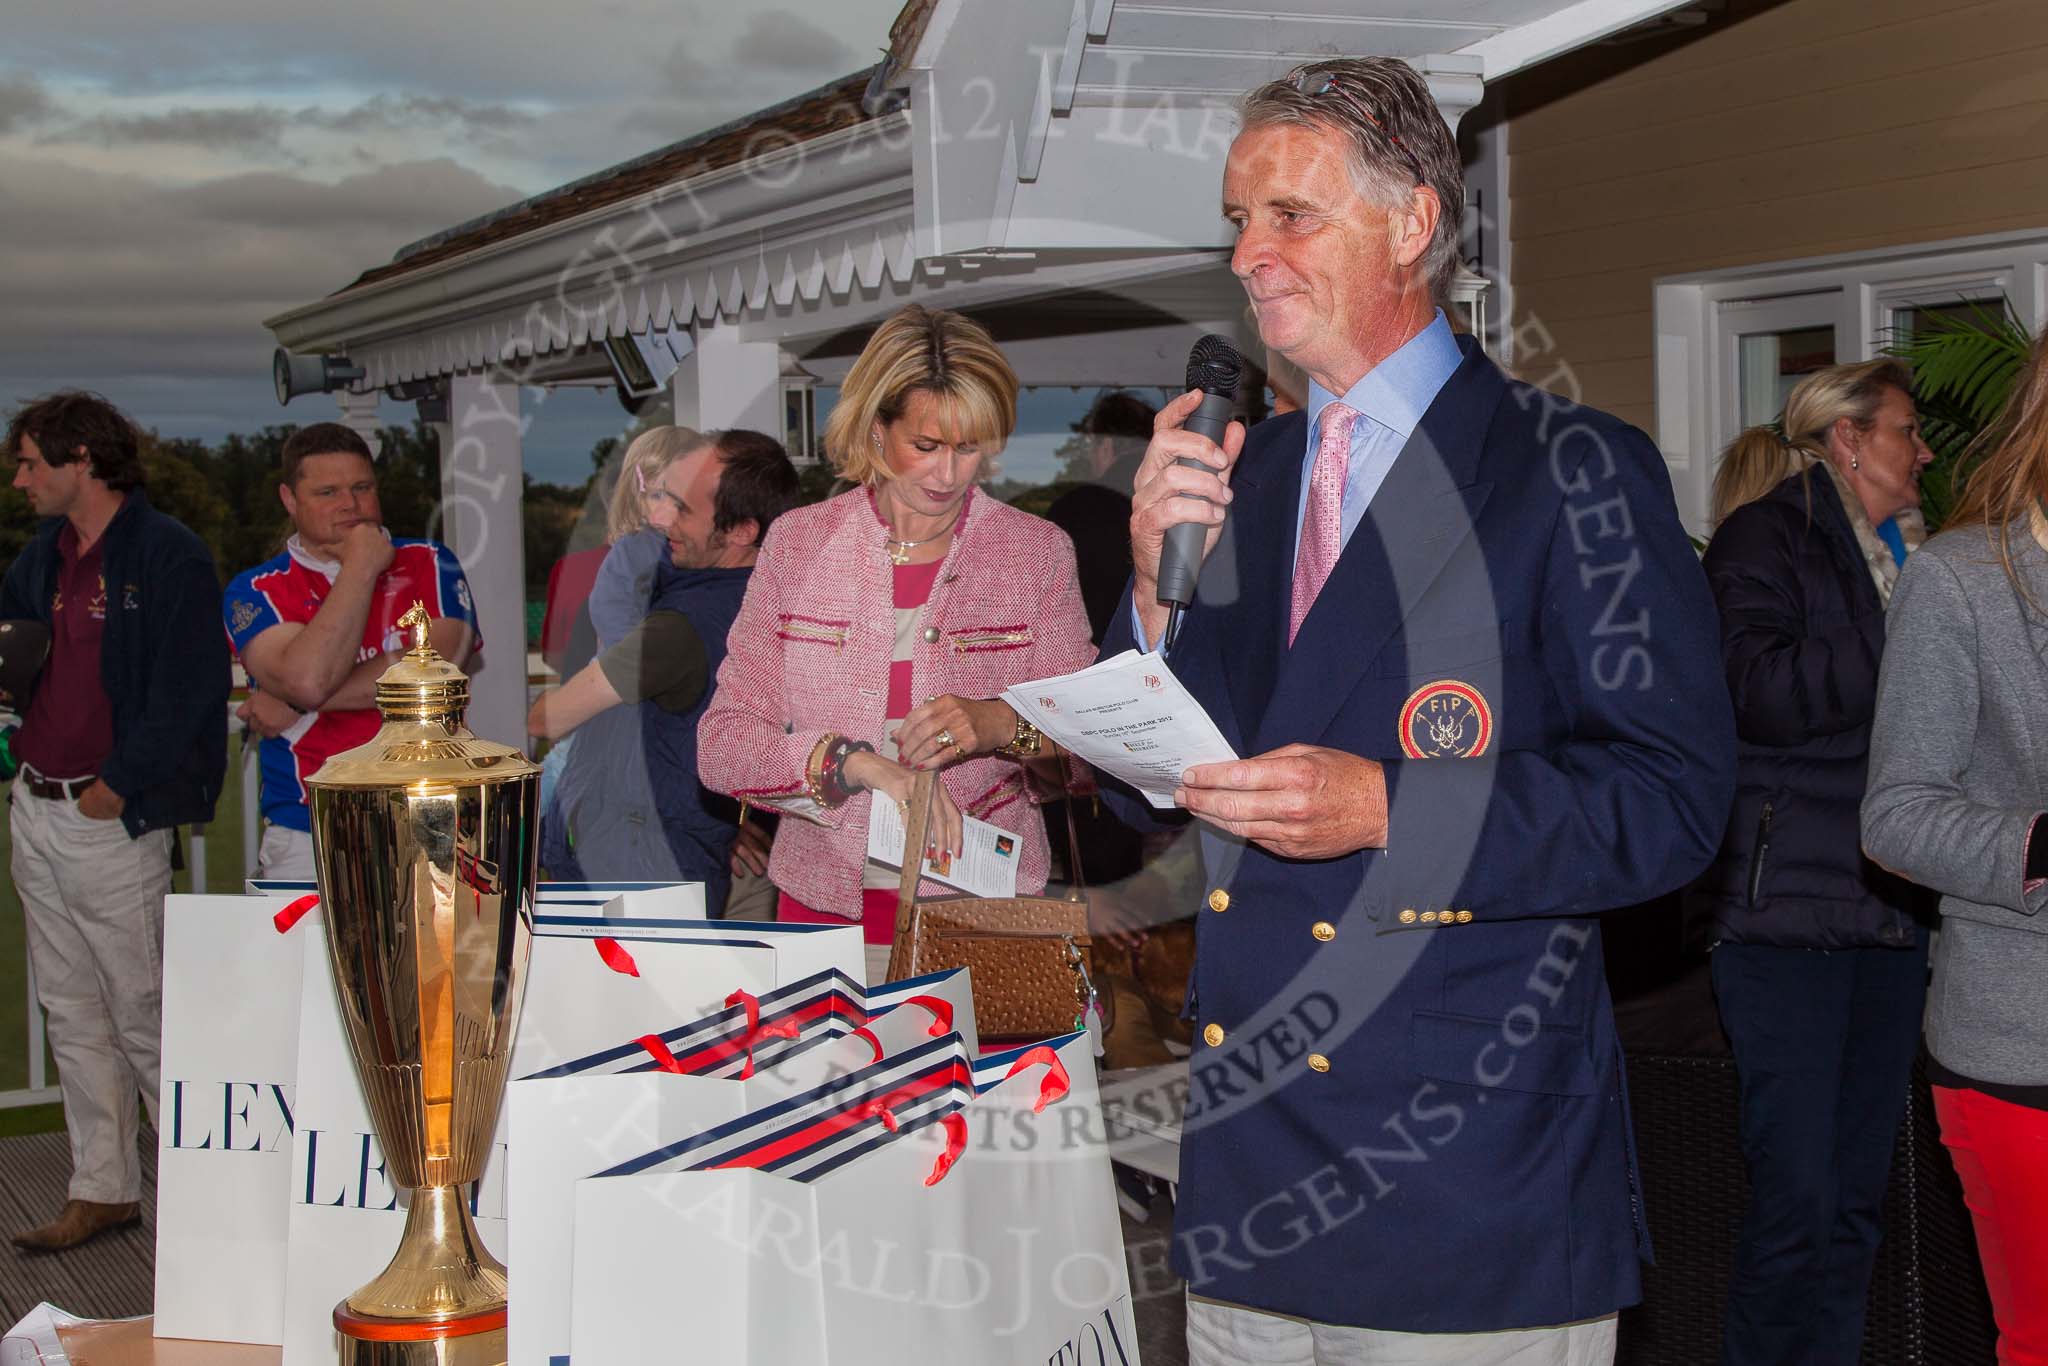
222, 423, 478, 877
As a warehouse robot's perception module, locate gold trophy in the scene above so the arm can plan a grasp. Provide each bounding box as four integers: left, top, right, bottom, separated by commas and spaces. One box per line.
306, 603, 539, 1365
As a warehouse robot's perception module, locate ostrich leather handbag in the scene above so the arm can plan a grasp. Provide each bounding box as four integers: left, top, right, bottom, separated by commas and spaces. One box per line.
884, 770, 1097, 1039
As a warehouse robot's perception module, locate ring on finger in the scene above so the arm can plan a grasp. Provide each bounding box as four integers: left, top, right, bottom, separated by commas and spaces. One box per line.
935, 728, 956, 752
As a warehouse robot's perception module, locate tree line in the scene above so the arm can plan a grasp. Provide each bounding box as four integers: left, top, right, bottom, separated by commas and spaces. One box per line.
0, 422, 597, 639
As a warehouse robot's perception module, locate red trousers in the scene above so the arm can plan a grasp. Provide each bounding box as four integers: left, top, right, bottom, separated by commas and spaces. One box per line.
1932, 1084, 2048, 1366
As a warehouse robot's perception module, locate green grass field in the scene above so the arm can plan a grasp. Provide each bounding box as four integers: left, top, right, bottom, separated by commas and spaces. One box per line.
0, 734, 252, 1129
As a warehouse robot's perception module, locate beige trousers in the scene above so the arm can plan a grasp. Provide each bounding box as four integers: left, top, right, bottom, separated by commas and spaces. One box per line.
255, 822, 316, 881
11, 785, 173, 1203
1187, 1294, 1618, 1366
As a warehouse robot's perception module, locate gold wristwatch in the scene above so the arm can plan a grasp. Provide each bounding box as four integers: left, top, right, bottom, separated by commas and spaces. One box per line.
999, 712, 1044, 759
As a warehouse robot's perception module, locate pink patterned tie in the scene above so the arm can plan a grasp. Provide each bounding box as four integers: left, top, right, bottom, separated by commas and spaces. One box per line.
1289, 402, 1357, 645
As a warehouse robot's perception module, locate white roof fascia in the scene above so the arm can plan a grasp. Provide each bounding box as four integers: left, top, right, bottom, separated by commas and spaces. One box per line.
1454, 0, 1700, 81
747, 245, 1230, 357
266, 113, 913, 366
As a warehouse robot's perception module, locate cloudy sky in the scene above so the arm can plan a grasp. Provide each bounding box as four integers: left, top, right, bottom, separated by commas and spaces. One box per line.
0, 0, 907, 483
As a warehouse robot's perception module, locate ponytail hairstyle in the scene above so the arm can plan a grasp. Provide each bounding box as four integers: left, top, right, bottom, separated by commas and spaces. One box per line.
1709, 358, 1913, 525
1946, 324, 2048, 600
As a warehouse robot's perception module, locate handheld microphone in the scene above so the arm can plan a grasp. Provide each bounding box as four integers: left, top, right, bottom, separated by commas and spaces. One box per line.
1156, 335, 1242, 650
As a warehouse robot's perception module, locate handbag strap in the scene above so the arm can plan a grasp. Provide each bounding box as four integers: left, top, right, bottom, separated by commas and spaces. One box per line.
1056, 753, 1087, 900
893, 771, 938, 945
899, 759, 1089, 903
887, 761, 1091, 976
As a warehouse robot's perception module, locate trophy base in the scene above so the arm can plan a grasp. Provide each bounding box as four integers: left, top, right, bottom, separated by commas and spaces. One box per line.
334, 1302, 507, 1366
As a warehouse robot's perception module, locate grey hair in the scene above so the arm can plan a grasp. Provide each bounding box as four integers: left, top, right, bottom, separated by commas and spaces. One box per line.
1238, 57, 1465, 301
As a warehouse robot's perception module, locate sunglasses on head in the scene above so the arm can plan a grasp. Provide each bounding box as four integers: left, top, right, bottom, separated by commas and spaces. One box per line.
1288, 69, 1427, 188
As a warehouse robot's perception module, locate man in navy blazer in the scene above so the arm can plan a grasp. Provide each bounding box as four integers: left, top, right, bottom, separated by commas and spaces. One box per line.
1100, 58, 1736, 1362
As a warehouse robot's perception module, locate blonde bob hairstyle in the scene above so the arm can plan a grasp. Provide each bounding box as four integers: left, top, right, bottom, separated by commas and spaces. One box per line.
1710, 358, 1913, 525
604, 424, 704, 543
821, 304, 1019, 484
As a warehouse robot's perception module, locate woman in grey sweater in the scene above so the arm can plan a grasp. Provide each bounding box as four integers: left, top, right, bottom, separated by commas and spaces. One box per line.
1863, 327, 2048, 1365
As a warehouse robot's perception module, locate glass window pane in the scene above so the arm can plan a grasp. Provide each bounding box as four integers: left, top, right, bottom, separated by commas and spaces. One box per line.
1736, 325, 1834, 428
1891, 297, 2003, 346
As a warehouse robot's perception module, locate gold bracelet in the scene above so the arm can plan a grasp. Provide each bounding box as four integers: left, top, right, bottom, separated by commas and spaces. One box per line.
998, 713, 1043, 759
804, 733, 842, 809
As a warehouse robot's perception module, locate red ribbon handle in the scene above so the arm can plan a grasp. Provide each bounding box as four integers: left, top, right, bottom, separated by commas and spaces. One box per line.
594, 938, 640, 977
725, 989, 801, 1080
925, 1113, 969, 1186
849, 1026, 884, 1063
1004, 1046, 1072, 1114
902, 995, 954, 1037
850, 1097, 901, 1133
272, 894, 319, 934
636, 1034, 687, 1074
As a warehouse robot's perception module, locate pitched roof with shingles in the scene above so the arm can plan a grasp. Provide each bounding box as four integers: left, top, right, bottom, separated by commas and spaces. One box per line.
339, 0, 940, 299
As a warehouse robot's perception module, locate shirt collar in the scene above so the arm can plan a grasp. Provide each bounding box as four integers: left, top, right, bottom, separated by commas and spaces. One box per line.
1304, 310, 1463, 442
285, 534, 341, 582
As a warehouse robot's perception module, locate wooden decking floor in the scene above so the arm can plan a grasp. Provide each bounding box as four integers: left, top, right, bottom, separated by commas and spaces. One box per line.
0, 1130, 157, 1326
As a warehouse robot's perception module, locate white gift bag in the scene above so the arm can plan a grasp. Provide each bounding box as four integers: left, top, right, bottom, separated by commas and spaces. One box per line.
280, 916, 863, 1366
508, 967, 975, 1366
152, 892, 315, 1345
152, 881, 718, 1350
246, 878, 709, 920
568, 1032, 1139, 1366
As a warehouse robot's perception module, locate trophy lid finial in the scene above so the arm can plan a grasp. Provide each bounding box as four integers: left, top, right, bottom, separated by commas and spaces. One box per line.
305, 599, 537, 790
399, 601, 433, 660
368, 600, 467, 725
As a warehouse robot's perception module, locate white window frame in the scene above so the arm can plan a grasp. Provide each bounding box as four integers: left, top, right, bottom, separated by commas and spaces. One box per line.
1653, 229, 2048, 536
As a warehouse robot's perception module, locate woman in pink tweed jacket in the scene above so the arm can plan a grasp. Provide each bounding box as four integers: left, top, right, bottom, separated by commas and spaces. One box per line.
697, 305, 1094, 961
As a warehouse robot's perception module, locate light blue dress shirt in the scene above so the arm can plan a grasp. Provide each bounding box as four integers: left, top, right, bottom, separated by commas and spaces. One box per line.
1133, 311, 1464, 649
1293, 309, 1463, 566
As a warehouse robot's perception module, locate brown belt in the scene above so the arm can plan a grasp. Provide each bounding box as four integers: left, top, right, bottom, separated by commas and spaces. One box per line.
21, 766, 95, 802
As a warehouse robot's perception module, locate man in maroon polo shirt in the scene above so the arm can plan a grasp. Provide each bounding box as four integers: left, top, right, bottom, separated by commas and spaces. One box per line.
1, 392, 228, 1252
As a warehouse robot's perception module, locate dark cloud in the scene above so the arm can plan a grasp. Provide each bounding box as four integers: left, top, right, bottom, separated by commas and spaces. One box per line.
658, 37, 713, 87
0, 154, 520, 387
0, 75, 57, 134
299, 92, 537, 138
0, 0, 902, 449
34, 90, 531, 156
732, 10, 862, 73
635, 11, 865, 150
0, 0, 766, 105
65, 105, 290, 151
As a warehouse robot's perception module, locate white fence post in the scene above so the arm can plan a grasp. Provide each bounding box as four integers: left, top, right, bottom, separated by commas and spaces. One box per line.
189, 825, 208, 895
242, 729, 261, 882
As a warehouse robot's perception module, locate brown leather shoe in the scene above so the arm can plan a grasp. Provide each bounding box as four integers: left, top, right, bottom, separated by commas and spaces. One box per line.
11, 1199, 141, 1253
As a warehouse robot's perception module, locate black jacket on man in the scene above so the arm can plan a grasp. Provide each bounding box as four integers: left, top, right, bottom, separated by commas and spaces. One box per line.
0, 491, 230, 837
1698, 469, 1923, 948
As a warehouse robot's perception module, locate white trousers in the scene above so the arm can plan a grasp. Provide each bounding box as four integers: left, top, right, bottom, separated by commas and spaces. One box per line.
1187, 1294, 1618, 1366
256, 823, 317, 881
10, 786, 173, 1203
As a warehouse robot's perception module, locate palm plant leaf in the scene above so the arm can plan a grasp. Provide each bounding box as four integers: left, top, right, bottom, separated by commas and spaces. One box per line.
1883, 298, 2031, 529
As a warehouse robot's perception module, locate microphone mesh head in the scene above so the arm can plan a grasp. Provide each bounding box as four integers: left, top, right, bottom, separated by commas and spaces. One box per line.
1187, 334, 1243, 398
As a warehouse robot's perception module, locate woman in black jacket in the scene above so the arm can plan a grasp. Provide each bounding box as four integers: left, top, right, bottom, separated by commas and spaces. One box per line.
1699, 358, 1933, 1366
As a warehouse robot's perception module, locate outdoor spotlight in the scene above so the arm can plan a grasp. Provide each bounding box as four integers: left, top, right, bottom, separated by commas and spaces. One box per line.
382, 377, 448, 422
272, 348, 365, 405
601, 328, 691, 402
